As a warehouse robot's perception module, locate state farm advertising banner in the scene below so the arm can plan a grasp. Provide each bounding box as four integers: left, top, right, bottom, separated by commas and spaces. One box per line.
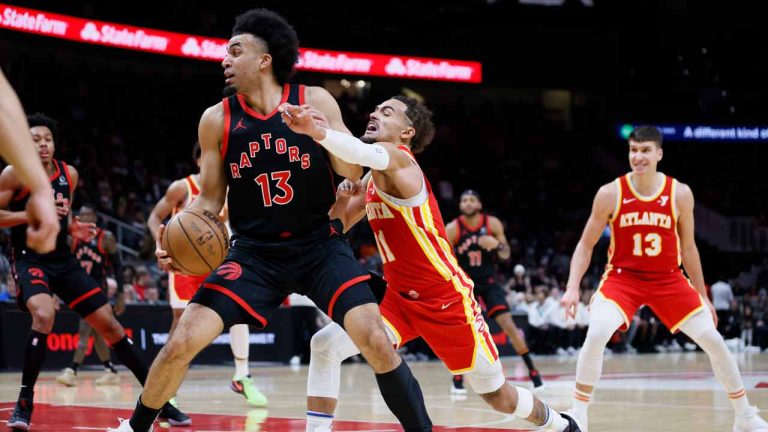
0, 3, 482, 83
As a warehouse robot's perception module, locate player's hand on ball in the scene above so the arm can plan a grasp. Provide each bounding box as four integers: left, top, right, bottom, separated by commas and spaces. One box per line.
70, 216, 97, 241
560, 287, 580, 320
155, 224, 176, 272
477, 235, 500, 251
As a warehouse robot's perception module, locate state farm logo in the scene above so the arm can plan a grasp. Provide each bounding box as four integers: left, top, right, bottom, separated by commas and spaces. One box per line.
78, 21, 169, 52
80, 22, 100, 42
181, 37, 226, 60
384, 57, 475, 81
384, 58, 407, 76
297, 50, 372, 73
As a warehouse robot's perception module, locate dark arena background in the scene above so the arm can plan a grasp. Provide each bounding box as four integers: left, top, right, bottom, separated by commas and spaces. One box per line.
0, 1, 767, 431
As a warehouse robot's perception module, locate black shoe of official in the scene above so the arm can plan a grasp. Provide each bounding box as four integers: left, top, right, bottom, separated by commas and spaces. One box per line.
560, 412, 583, 432
8, 397, 33, 430
530, 369, 545, 389
158, 402, 192, 426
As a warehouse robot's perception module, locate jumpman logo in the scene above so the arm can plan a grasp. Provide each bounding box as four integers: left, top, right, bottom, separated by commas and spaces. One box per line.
329, 224, 340, 237
234, 118, 247, 131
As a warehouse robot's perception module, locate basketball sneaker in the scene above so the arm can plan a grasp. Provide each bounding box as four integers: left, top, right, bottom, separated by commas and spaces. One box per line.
107, 419, 153, 432
56, 367, 77, 387
8, 396, 33, 431
158, 402, 191, 426
95, 370, 120, 386
530, 369, 545, 391
560, 412, 584, 432
451, 375, 467, 395
734, 406, 768, 432
231, 375, 269, 407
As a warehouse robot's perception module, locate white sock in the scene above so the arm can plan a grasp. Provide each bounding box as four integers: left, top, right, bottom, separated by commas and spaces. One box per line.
306, 411, 333, 432
572, 388, 592, 416
230, 324, 250, 379
541, 406, 569, 432
729, 391, 751, 417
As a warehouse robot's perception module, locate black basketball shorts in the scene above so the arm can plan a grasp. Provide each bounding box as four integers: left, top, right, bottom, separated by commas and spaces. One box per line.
474, 282, 510, 319
191, 219, 376, 329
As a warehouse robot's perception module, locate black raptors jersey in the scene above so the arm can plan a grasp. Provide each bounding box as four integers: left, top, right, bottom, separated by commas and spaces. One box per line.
72, 228, 110, 287
9, 159, 73, 258
455, 214, 497, 282
221, 84, 335, 241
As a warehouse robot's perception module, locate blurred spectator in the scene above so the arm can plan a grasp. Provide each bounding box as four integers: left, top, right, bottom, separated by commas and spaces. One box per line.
507, 264, 531, 294
712, 278, 734, 334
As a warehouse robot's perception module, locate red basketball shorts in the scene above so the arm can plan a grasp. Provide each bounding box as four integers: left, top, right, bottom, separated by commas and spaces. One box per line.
169, 272, 208, 309
595, 267, 704, 333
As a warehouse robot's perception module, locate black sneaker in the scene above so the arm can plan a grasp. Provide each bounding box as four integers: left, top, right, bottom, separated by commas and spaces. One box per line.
451, 374, 467, 395
560, 412, 583, 432
530, 369, 545, 390
158, 402, 191, 426
8, 397, 33, 431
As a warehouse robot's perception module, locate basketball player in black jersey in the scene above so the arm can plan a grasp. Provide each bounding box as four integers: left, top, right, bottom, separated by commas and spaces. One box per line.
0, 113, 188, 430
56, 204, 126, 387
0, 69, 59, 253
445, 190, 544, 393
110, 9, 431, 432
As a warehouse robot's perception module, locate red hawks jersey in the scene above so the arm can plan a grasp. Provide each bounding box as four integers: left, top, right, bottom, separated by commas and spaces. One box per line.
608, 173, 681, 273
172, 175, 201, 216
365, 146, 470, 295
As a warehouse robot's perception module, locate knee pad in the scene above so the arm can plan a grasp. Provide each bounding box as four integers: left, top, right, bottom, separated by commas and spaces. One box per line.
465, 350, 506, 395
310, 322, 360, 363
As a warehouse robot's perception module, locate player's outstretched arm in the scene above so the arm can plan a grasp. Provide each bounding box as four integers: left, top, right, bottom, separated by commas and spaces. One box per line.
562, 182, 616, 318
676, 182, 717, 325
0, 70, 58, 252
192, 104, 228, 214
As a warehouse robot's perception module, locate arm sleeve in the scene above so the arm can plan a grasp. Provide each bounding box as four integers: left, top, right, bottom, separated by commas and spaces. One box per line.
317, 129, 390, 170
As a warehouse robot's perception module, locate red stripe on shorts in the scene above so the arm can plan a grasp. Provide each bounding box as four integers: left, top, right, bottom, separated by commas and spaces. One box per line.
327, 274, 371, 321
202, 283, 267, 328
68, 287, 102, 309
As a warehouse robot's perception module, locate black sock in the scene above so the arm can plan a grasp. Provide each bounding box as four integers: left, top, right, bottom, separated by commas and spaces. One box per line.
70, 362, 80, 374
129, 396, 161, 432
103, 360, 117, 374
375, 361, 432, 432
20, 331, 48, 397
112, 336, 148, 385
522, 352, 536, 372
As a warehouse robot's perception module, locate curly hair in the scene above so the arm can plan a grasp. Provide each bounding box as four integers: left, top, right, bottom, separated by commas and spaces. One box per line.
393, 96, 435, 154
26, 112, 59, 143
232, 9, 299, 86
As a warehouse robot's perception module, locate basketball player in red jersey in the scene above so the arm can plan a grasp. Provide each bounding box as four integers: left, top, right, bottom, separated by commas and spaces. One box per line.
0, 69, 59, 253
110, 9, 432, 432
445, 190, 544, 393
147, 142, 267, 407
0, 114, 188, 430
561, 126, 768, 431
282, 97, 581, 432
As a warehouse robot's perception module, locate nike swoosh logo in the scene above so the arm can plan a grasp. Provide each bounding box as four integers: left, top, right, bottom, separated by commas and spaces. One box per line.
623, 198, 636, 204
442, 301, 457, 310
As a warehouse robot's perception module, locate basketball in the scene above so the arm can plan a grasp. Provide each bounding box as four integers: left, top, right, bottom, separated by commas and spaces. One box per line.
161, 206, 229, 276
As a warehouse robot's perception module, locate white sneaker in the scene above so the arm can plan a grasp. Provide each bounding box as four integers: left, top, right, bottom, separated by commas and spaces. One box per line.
107, 418, 154, 432
556, 347, 569, 356
56, 368, 77, 387
734, 406, 768, 432
95, 371, 120, 386
563, 410, 588, 432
